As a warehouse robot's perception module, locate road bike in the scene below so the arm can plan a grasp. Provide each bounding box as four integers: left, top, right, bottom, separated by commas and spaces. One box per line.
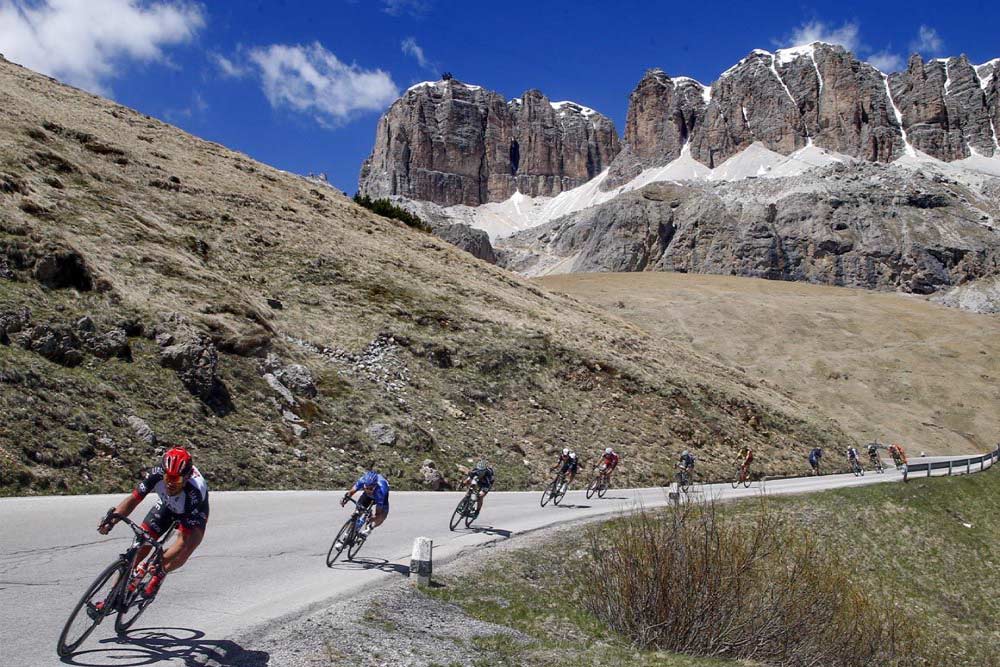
327, 497, 376, 565
849, 457, 865, 476
869, 454, 884, 473
675, 466, 694, 493
450, 482, 481, 530
810, 459, 821, 476
731, 464, 751, 488
890, 451, 905, 468
585, 469, 611, 499
56, 513, 174, 657
540, 469, 570, 507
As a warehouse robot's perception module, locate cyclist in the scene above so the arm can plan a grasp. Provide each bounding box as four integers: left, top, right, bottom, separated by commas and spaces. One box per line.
341, 470, 390, 537
596, 447, 619, 483
677, 449, 696, 479
867, 442, 881, 467
808, 447, 823, 475
461, 460, 495, 518
97, 447, 208, 599
736, 445, 753, 480
846, 446, 862, 471
551, 448, 579, 493
888, 443, 908, 467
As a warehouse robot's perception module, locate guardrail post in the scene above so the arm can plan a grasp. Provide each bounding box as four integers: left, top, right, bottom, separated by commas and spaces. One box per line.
967, 459, 971, 475
948, 461, 953, 476
927, 464, 931, 478
410, 537, 432, 587
902, 465, 908, 483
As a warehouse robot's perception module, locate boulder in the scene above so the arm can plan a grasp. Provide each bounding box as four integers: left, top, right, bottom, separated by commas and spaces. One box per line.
366, 422, 398, 447
18, 323, 83, 366
126, 415, 157, 446
420, 459, 449, 490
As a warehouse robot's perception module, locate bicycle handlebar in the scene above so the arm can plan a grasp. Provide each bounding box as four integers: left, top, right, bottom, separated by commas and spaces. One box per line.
103, 511, 161, 546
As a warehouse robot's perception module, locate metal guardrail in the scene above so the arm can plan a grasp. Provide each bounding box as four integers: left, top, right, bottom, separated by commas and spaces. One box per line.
902, 444, 1000, 482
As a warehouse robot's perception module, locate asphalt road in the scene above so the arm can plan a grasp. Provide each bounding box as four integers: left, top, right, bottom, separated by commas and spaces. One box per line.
0, 455, 987, 666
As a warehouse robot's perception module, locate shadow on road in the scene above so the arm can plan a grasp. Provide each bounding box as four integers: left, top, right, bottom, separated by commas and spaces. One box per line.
327, 557, 410, 576
554, 503, 591, 509
60, 627, 269, 666
467, 525, 512, 538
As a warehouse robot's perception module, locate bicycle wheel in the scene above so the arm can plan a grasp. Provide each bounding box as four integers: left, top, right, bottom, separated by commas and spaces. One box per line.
449, 496, 468, 531
540, 478, 557, 507
463, 501, 477, 528
57, 559, 126, 657
731, 470, 740, 489
326, 518, 355, 566
741, 471, 751, 488
585, 477, 598, 499
598, 478, 609, 499
114, 554, 155, 634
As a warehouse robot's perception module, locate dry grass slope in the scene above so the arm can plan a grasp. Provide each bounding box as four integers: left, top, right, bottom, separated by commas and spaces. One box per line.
540, 272, 1000, 455
0, 57, 845, 495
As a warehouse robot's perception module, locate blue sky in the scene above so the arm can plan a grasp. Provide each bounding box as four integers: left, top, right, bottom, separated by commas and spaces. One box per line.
2, 0, 999, 194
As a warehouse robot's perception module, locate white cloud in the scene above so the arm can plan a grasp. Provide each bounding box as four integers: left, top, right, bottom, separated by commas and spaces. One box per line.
0, 0, 204, 95
910, 25, 944, 56
246, 42, 398, 127
867, 50, 905, 73
210, 52, 248, 78
784, 20, 862, 52
401, 36, 433, 71
382, 0, 429, 16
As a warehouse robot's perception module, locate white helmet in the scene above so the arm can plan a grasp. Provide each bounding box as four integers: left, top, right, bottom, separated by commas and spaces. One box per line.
604, 447, 613, 455
569, 451, 577, 459
562, 447, 569, 456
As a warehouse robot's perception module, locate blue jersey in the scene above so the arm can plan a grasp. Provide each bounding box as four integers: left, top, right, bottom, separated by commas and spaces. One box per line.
353, 474, 390, 509
809, 448, 822, 463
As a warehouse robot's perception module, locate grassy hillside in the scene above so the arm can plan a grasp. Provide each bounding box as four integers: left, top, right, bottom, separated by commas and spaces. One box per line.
540, 272, 1000, 455
0, 57, 847, 495
427, 469, 1000, 666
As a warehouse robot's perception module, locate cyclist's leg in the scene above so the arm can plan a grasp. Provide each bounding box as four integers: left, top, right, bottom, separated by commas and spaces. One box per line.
475, 487, 488, 513
132, 502, 172, 566
371, 501, 389, 528
163, 524, 204, 573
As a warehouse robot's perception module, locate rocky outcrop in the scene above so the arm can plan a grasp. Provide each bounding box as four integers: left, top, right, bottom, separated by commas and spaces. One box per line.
603, 44, 1000, 189
358, 79, 621, 206
429, 222, 497, 263
498, 162, 1000, 296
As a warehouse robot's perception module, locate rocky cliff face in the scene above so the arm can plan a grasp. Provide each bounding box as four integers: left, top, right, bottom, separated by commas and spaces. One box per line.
498, 162, 1000, 297
604, 44, 1000, 189
358, 79, 621, 207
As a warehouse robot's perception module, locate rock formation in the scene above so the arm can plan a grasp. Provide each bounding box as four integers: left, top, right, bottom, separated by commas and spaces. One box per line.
498, 162, 1000, 296
358, 79, 621, 206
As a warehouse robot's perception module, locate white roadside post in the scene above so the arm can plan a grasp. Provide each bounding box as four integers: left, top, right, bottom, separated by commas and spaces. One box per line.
410, 537, 432, 586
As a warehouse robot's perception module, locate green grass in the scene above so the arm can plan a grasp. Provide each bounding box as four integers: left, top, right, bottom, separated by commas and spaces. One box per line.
741, 470, 1000, 667
423, 468, 999, 667
424, 543, 757, 667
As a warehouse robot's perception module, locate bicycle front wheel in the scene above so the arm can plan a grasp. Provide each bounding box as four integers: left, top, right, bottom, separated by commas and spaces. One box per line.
540, 479, 557, 507
449, 497, 468, 531
57, 559, 126, 657
326, 519, 355, 566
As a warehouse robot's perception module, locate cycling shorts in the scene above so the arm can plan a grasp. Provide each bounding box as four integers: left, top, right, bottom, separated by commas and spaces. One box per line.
141, 497, 209, 537
358, 493, 390, 515
561, 460, 579, 474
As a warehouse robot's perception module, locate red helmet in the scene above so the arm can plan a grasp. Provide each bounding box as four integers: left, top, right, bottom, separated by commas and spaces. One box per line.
162, 447, 193, 477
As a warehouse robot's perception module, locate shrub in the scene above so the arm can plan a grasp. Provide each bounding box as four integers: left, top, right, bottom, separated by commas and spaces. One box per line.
578, 500, 931, 666
352, 194, 430, 233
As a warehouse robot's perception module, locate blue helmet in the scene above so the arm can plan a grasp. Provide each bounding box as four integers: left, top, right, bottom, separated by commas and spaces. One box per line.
360, 471, 379, 487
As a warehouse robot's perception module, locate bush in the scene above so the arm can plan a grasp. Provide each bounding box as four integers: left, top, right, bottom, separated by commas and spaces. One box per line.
579, 500, 930, 666
353, 194, 430, 233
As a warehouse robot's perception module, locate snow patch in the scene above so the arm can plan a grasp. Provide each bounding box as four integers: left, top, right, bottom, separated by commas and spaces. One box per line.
976, 58, 999, 89
407, 80, 483, 93
550, 100, 598, 117
769, 54, 797, 105
882, 74, 917, 157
